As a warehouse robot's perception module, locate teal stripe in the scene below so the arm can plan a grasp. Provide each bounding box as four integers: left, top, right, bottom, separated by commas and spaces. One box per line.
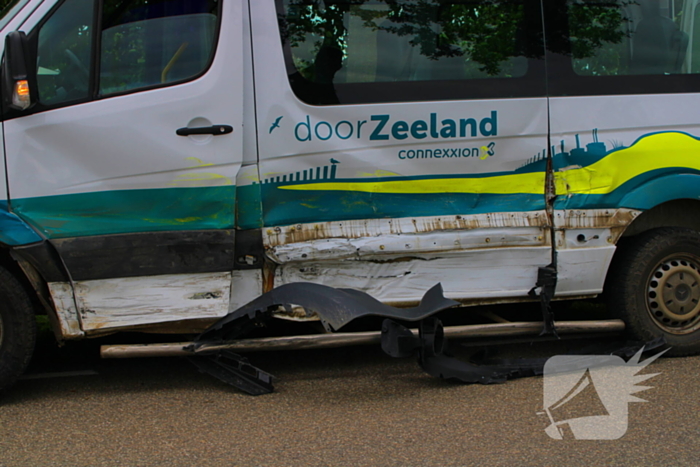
620, 173, 700, 209
0, 201, 43, 246
260, 184, 545, 226
554, 168, 700, 211
10, 166, 696, 241
236, 184, 263, 229
13, 186, 235, 239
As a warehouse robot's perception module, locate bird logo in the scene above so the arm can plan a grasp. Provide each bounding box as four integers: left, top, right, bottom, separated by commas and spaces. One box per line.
269, 116, 283, 134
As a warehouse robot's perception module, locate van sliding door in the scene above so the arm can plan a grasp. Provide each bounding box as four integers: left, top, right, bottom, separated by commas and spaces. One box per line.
251, 0, 554, 305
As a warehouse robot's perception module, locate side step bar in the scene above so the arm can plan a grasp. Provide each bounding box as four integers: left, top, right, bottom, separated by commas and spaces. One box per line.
101, 319, 625, 359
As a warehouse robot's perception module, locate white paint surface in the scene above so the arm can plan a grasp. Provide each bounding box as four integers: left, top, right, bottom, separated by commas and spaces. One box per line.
47, 282, 83, 338
276, 247, 552, 305
74, 272, 232, 332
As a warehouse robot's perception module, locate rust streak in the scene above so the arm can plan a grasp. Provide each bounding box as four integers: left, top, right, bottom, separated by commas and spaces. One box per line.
263, 261, 276, 293
265, 212, 550, 247
556, 208, 639, 243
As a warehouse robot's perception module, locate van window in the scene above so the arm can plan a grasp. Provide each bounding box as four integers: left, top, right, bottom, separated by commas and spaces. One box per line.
31, 0, 219, 110
569, 0, 689, 76
36, 0, 94, 105
546, 0, 698, 96
692, 1, 700, 73
277, 0, 546, 105
100, 0, 218, 95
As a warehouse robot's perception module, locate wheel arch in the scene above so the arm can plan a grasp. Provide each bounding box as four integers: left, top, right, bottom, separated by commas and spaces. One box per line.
620, 198, 700, 240
604, 227, 700, 356
0, 246, 41, 309
603, 198, 700, 317
0, 241, 65, 343
618, 173, 700, 214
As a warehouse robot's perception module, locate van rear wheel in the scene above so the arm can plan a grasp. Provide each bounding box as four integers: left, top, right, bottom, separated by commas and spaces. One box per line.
607, 227, 700, 356
0, 266, 36, 393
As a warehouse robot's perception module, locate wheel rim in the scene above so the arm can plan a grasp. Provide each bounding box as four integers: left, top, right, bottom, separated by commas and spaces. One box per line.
647, 255, 700, 334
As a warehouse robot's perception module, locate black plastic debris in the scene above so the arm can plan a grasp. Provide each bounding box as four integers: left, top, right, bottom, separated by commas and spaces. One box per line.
528, 263, 558, 337
188, 283, 458, 394
381, 317, 667, 384
382, 318, 509, 384
185, 281, 667, 395
188, 350, 275, 396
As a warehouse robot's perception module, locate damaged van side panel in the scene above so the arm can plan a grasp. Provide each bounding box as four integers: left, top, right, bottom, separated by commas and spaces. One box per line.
4, 0, 700, 345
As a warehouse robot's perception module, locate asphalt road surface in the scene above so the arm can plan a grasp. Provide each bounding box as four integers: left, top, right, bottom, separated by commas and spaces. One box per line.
1, 326, 699, 466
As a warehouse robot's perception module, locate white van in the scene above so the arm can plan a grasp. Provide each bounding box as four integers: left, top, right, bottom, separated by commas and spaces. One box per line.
0, 0, 699, 393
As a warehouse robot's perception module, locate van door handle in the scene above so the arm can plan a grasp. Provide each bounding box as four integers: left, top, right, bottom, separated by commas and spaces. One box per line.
176, 125, 233, 136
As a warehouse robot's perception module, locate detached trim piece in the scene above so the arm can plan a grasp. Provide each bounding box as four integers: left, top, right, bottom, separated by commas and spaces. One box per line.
382, 318, 666, 385
187, 282, 457, 394
196, 282, 458, 339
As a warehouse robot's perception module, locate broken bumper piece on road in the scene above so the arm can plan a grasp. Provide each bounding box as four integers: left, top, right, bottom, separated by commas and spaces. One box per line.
187, 282, 458, 395
185, 282, 659, 395
381, 317, 666, 384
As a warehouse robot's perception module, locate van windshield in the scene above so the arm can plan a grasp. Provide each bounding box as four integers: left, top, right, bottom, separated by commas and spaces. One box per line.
0, 0, 31, 31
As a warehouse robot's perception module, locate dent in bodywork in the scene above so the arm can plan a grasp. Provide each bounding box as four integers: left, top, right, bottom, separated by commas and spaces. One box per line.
265, 209, 636, 305
553, 131, 700, 210
47, 282, 83, 338
265, 211, 549, 248
273, 247, 552, 307
259, 131, 700, 228
0, 205, 43, 246
265, 212, 552, 304
268, 227, 546, 264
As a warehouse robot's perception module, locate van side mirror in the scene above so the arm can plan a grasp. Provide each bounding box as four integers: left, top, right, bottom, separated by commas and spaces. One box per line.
2, 31, 36, 111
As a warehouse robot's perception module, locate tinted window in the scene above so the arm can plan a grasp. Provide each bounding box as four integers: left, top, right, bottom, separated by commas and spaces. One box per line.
25, 0, 219, 114
277, 0, 546, 105
100, 0, 218, 95
36, 0, 94, 105
546, 0, 699, 96
569, 0, 688, 76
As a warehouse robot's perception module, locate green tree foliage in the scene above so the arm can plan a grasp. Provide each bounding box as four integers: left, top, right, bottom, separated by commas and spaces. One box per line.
281, 0, 635, 78
569, 2, 629, 58
0, 0, 15, 11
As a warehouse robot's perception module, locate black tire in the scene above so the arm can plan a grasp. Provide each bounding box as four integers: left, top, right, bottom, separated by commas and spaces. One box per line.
606, 227, 700, 356
0, 266, 37, 393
